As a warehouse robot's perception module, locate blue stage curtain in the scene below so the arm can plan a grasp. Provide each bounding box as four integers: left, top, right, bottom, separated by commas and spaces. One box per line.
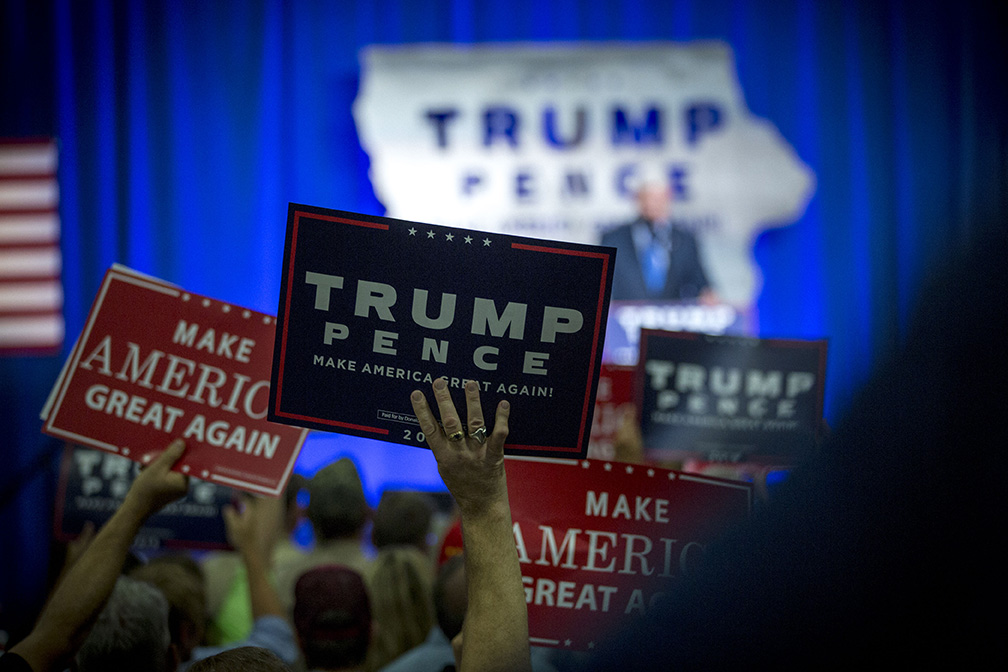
1, 0, 1005, 638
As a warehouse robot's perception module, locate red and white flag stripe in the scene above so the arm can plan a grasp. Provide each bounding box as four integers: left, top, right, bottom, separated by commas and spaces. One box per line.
0, 138, 64, 354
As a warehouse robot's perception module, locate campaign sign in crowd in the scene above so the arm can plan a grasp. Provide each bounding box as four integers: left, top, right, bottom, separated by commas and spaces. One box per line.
41, 266, 308, 496
635, 329, 827, 463
587, 363, 635, 459
505, 456, 752, 650
55, 445, 234, 550
269, 204, 616, 459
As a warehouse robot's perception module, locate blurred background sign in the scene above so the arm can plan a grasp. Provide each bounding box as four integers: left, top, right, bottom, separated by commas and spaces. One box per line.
55, 445, 234, 551
355, 43, 815, 310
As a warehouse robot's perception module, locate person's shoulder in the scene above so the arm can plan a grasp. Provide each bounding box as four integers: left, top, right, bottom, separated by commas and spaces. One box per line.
271, 540, 304, 567
271, 546, 315, 600
378, 639, 454, 672
279, 541, 372, 588
317, 538, 372, 564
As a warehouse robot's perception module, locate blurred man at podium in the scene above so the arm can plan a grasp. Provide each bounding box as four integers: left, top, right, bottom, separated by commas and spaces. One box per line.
602, 179, 719, 304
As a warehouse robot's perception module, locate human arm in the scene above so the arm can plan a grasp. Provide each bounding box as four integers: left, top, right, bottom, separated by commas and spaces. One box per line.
410, 379, 531, 672
222, 496, 285, 621
188, 496, 301, 667
9, 439, 188, 672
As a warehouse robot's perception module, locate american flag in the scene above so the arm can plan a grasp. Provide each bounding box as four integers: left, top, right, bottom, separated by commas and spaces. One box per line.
0, 138, 63, 355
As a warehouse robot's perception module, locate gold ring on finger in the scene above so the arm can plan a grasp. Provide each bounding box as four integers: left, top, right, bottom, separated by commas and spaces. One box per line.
447, 430, 465, 442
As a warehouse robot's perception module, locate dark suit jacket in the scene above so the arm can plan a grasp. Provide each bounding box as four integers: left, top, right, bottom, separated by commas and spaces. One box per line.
600, 219, 711, 301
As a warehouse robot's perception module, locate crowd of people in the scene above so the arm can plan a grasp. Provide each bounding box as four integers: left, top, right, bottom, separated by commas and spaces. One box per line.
2, 207, 1005, 669
0, 379, 540, 672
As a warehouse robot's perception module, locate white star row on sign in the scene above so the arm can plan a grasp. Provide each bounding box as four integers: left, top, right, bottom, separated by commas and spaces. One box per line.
583, 462, 661, 478
180, 294, 263, 322
407, 227, 490, 246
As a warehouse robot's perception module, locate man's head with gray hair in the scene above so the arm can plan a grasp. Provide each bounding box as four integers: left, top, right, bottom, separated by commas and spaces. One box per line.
307, 458, 369, 541
75, 575, 173, 672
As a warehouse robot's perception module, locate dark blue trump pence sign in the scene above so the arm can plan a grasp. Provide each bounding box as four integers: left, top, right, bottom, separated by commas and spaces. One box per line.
269, 205, 615, 458
636, 330, 827, 463
57, 447, 234, 550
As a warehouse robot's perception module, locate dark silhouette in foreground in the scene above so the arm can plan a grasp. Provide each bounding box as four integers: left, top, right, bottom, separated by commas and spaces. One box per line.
590, 226, 1008, 669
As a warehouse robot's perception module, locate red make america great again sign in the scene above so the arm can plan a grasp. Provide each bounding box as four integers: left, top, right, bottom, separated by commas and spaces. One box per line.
505, 456, 752, 651
42, 266, 308, 496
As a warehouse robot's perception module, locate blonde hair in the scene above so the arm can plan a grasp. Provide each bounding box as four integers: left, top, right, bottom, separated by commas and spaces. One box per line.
366, 546, 436, 670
